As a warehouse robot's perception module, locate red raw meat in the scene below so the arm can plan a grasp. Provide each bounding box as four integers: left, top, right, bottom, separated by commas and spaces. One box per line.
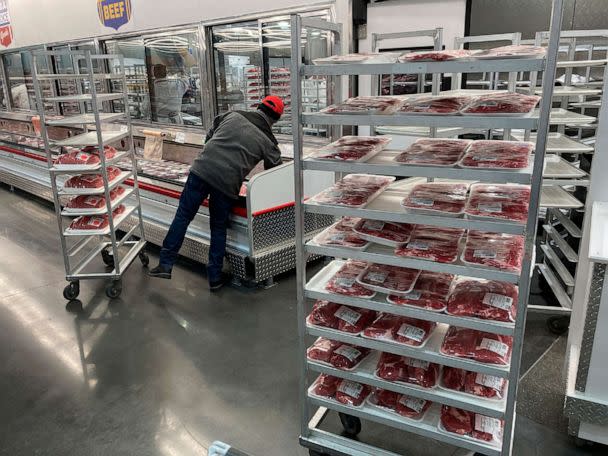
447, 279, 518, 322
460, 140, 533, 169
313, 144, 378, 161
402, 182, 469, 215
307, 338, 342, 363
397, 95, 470, 115
357, 263, 421, 294
325, 261, 375, 298
55, 151, 105, 166
442, 366, 466, 391
461, 92, 541, 115
472, 414, 504, 442
375, 353, 439, 388
66, 187, 126, 210
372, 389, 401, 409
363, 313, 401, 340
329, 343, 370, 370
81, 145, 118, 156
313, 174, 394, 208
315, 223, 368, 249
441, 406, 474, 435
396, 395, 431, 419
441, 327, 513, 365
462, 230, 525, 272
308, 301, 341, 329
465, 371, 506, 399
465, 184, 531, 223
333, 217, 363, 231
335, 305, 377, 333
395, 225, 465, 264
335, 136, 392, 148
335, 379, 371, 406
388, 272, 454, 311
394, 317, 436, 346
375, 352, 405, 381
395, 138, 472, 166
399, 49, 477, 62
68, 205, 126, 231
311, 374, 341, 398
64, 167, 121, 189
353, 219, 413, 245
322, 96, 402, 115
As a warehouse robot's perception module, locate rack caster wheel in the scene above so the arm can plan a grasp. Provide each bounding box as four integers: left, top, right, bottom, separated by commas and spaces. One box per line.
63, 281, 80, 300
105, 280, 122, 299
339, 412, 361, 437
547, 316, 570, 335
139, 251, 149, 267
101, 249, 115, 267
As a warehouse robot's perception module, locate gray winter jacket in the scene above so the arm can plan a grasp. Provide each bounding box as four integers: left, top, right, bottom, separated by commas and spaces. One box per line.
190, 111, 282, 199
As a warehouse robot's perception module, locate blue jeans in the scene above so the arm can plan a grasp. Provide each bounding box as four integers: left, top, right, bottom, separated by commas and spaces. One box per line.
159, 172, 234, 283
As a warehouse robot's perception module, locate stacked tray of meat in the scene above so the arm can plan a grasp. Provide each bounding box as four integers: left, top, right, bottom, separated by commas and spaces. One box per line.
367, 389, 432, 420
375, 352, 440, 388
67, 205, 127, 232
64, 166, 122, 189
314, 218, 369, 250
402, 182, 469, 216
54, 145, 117, 167
461, 92, 541, 116
311, 174, 395, 208
465, 184, 531, 223
447, 278, 518, 323
396, 95, 471, 115
440, 406, 504, 445
462, 230, 525, 272
65, 186, 126, 210
441, 367, 507, 400
309, 374, 372, 407
394, 138, 472, 167
306, 337, 371, 370
459, 140, 533, 169
356, 263, 421, 295
325, 260, 376, 298
395, 225, 465, 264
362, 314, 436, 347
440, 327, 513, 366
321, 96, 402, 115
310, 135, 391, 162
352, 219, 414, 247
387, 272, 455, 312
307, 300, 377, 334
314, 52, 401, 65
398, 49, 478, 62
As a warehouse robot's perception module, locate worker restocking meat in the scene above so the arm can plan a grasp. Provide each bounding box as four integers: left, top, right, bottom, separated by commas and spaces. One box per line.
149, 96, 284, 291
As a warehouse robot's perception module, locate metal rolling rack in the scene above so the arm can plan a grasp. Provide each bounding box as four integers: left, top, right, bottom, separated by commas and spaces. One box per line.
291, 1, 562, 454
31, 50, 148, 300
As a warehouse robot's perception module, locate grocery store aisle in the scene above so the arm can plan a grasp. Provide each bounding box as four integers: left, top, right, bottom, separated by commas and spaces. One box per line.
0, 184, 605, 456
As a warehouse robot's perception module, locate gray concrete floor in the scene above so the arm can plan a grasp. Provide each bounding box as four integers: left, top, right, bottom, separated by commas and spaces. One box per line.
0, 184, 606, 456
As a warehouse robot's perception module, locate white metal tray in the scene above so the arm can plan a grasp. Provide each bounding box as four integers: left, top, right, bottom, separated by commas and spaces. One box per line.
61, 187, 134, 216
60, 171, 131, 195
63, 205, 135, 236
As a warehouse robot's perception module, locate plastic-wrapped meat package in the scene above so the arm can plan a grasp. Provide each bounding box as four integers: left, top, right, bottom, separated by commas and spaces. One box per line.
440, 405, 474, 435
312, 174, 395, 208
312, 144, 380, 162
375, 353, 439, 388
64, 167, 121, 189
396, 394, 432, 419
472, 414, 504, 443
394, 138, 472, 167
81, 145, 118, 156
329, 343, 371, 370
441, 366, 467, 391
363, 314, 436, 347
307, 301, 341, 329
363, 313, 402, 341
461, 92, 541, 115
402, 183, 469, 215
325, 261, 376, 298
459, 140, 533, 169
356, 263, 421, 295
375, 352, 406, 381
55, 151, 107, 166
395, 226, 465, 264
308, 302, 377, 334
68, 205, 126, 231
447, 278, 518, 322
335, 135, 392, 148
307, 338, 342, 364
462, 230, 525, 272
388, 272, 454, 312
310, 374, 341, 398
335, 379, 372, 406
465, 184, 531, 223
371, 388, 401, 409
333, 217, 363, 230
396, 95, 471, 115
476, 44, 546, 59
321, 96, 402, 115
399, 49, 478, 62
66, 187, 126, 210
440, 327, 513, 365
442, 367, 506, 399
314, 222, 369, 249
352, 219, 413, 246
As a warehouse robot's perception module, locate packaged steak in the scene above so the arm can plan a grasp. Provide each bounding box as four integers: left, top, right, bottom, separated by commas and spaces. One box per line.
312, 174, 395, 208
65, 186, 126, 210
399, 49, 478, 62
64, 167, 122, 189
462, 230, 525, 272
476, 44, 546, 59
356, 263, 421, 295
311, 144, 380, 162
461, 92, 541, 116
325, 260, 376, 298
447, 278, 518, 322
352, 219, 414, 247
81, 145, 118, 156
396, 95, 471, 115
307, 338, 342, 364
440, 405, 474, 436
363, 314, 436, 347
472, 414, 504, 443
387, 272, 454, 312
370, 388, 400, 409
335, 379, 372, 406
394, 138, 472, 167
395, 225, 465, 264
307, 301, 377, 334
335, 135, 392, 148
313, 221, 369, 250
375, 352, 439, 388
459, 140, 533, 169
441, 367, 507, 400
321, 96, 402, 115
307, 301, 341, 329
465, 184, 531, 223
402, 182, 469, 216
440, 327, 513, 365
54, 149, 115, 167
68, 205, 126, 232
329, 343, 371, 370
441, 405, 505, 445
310, 374, 341, 398
368, 389, 431, 420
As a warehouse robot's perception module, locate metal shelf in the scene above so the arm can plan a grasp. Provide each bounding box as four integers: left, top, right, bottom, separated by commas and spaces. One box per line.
53, 130, 130, 147
537, 263, 572, 309
63, 205, 136, 237
60, 187, 134, 216
303, 150, 533, 184
306, 260, 515, 336
556, 59, 607, 68
540, 243, 575, 289
511, 132, 594, 154
36, 73, 124, 80
540, 108, 597, 125
540, 186, 584, 208
45, 93, 125, 103
58, 170, 132, 196
50, 151, 129, 174
543, 224, 579, 262
551, 209, 582, 238
533, 86, 602, 97
46, 112, 126, 126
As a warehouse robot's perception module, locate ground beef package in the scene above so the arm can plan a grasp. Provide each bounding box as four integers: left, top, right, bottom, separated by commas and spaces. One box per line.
440, 327, 513, 366
465, 184, 531, 223
461, 92, 541, 115
397, 95, 471, 115
402, 182, 469, 216
459, 140, 533, 169
394, 138, 472, 167
395, 225, 465, 264
312, 174, 395, 208
314, 222, 369, 249
321, 96, 402, 115
447, 278, 518, 323
352, 219, 414, 246
356, 263, 421, 295
462, 231, 525, 272
399, 49, 478, 62
387, 272, 455, 312
375, 352, 440, 388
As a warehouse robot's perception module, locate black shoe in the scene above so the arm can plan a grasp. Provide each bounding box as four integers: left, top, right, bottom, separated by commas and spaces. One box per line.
209, 273, 232, 292
148, 265, 172, 279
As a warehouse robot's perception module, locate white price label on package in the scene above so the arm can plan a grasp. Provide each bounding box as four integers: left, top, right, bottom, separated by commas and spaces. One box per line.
407, 241, 430, 251
478, 338, 509, 357
365, 272, 387, 284
410, 197, 435, 207
334, 345, 362, 362
175, 132, 186, 143
334, 277, 356, 288
338, 380, 364, 398
399, 396, 426, 413
397, 324, 426, 342
482, 293, 513, 310
473, 249, 497, 259
475, 373, 504, 391
402, 290, 422, 301
363, 220, 385, 231
334, 306, 362, 326
478, 203, 503, 213
328, 233, 346, 242
405, 358, 430, 369
474, 415, 502, 438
